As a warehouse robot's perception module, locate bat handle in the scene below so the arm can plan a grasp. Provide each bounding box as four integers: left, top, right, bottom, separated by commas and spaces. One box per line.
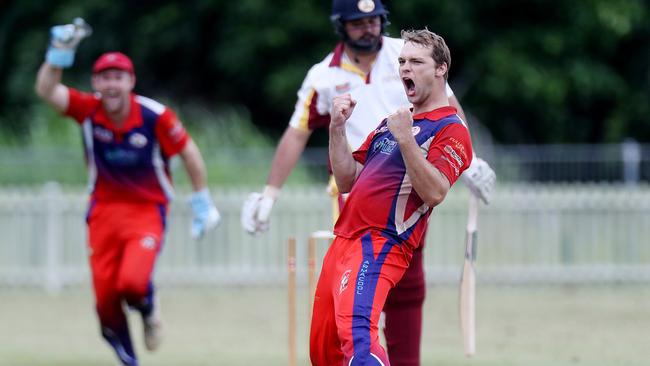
466, 194, 479, 232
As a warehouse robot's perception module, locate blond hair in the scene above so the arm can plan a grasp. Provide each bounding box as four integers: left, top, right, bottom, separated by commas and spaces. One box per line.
401, 28, 451, 79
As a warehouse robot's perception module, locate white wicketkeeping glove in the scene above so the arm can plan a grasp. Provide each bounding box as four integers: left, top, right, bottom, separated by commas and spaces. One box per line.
46, 17, 92, 68
241, 186, 279, 235
461, 157, 496, 204
189, 188, 221, 240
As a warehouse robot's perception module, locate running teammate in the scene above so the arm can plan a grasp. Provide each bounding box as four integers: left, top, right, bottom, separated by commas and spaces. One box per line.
34, 19, 220, 366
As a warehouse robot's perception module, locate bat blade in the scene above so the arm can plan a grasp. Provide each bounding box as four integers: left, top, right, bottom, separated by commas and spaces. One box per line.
459, 195, 479, 357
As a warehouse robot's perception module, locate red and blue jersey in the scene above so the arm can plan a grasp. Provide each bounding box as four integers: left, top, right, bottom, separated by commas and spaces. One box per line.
65, 88, 189, 204
334, 106, 473, 249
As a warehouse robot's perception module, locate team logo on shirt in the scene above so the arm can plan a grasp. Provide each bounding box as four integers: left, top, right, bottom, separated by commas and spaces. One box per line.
168, 122, 185, 143
411, 126, 421, 136
140, 235, 156, 250
358, 0, 375, 13
129, 133, 148, 148
339, 269, 352, 294
93, 126, 113, 143
335, 82, 351, 93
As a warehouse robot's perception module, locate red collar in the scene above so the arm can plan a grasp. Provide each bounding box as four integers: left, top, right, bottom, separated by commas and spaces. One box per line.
93, 94, 142, 131
329, 42, 345, 67
412, 106, 458, 121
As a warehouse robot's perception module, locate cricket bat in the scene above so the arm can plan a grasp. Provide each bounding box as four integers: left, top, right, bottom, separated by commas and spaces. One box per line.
459, 194, 479, 357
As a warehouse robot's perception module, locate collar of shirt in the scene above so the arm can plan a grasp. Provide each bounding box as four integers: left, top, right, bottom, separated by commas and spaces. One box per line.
328, 39, 384, 82
329, 42, 346, 68
93, 93, 143, 132
412, 106, 458, 121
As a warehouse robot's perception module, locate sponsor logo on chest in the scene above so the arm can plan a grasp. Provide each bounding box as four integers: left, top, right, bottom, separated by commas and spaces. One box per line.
93, 126, 114, 143
374, 137, 398, 155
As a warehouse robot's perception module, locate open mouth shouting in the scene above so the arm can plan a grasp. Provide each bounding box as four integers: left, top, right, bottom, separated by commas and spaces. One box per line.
104, 90, 120, 99
402, 77, 416, 97
100, 89, 126, 112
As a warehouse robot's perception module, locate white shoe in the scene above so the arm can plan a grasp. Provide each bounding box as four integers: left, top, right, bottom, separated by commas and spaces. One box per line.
143, 297, 163, 351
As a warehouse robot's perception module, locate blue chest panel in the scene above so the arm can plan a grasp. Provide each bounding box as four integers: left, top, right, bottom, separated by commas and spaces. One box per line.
366, 116, 462, 163
90, 106, 162, 171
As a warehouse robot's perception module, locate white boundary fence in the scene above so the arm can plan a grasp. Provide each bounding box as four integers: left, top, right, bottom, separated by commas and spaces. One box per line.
1, 184, 649, 291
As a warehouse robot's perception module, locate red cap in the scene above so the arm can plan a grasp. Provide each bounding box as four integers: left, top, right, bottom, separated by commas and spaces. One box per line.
92, 52, 135, 75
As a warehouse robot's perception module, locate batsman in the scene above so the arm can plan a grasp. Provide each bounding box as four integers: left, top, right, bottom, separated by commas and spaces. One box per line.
34, 18, 220, 366
241, 1, 495, 364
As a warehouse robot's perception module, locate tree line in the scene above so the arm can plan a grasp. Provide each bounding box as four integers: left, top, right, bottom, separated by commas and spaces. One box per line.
1, 0, 649, 144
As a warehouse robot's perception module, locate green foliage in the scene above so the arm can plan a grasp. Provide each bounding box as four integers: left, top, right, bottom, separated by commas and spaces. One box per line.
1, 0, 650, 144
390, 0, 650, 143
169, 103, 318, 187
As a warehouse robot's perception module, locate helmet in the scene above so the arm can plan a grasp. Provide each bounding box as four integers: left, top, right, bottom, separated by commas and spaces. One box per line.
331, 0, 389, 22
331, 0, 390, 51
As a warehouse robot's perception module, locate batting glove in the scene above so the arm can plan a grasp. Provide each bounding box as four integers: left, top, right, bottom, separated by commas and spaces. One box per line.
461, 157, 496, 204
189, 188, 221, 240
241, 186, 279, 235
45, 17, 92, 68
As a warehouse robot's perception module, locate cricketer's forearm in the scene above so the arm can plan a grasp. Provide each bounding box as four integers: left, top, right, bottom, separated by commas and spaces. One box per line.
180, 139, 208, 192
266, 126, 312, 190
397, 135, 450, 208
329, 125, 358, 193
35, 62, 69, 112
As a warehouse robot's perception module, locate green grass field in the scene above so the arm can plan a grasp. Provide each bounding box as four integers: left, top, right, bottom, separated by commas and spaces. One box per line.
1, 285, 649, 366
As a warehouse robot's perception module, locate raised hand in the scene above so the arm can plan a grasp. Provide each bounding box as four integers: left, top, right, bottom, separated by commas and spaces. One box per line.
46, 17, 92, 68
330, 94, 357, 129
241, 186, 279, 235
386, 107, 414, 143
461, 157, 496, 204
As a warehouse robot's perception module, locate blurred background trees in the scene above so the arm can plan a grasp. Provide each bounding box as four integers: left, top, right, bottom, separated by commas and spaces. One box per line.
1, 0, 649, 145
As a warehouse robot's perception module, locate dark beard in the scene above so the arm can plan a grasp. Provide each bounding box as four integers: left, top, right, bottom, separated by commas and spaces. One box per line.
345, 34, 381, 54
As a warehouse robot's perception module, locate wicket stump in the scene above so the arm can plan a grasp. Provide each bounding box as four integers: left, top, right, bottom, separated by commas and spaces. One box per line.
287, 230, 335, 366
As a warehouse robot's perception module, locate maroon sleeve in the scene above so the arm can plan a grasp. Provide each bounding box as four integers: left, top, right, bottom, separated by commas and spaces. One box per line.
306, 90, 331, 130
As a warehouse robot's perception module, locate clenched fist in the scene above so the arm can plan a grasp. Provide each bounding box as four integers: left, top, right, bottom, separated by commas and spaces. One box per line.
387, 107, 414, 143
330, 94, 357, 129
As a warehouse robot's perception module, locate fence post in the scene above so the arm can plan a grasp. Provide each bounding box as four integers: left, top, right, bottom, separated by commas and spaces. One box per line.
43, 181, 63, 293
622, 138, 641, 185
